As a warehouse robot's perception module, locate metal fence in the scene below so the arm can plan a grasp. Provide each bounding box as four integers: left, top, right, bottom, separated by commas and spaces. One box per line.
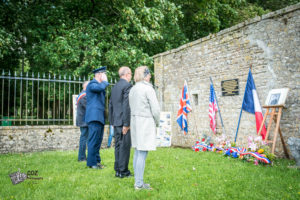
0, 70, 92, 126
0, 70, 159, 126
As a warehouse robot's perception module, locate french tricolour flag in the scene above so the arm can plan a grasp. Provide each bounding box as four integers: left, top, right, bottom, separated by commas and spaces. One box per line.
242, 69, 267, 140
177, 80, 192, 135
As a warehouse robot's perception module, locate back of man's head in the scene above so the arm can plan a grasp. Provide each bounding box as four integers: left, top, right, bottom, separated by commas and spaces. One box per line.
119, 66, 131, 78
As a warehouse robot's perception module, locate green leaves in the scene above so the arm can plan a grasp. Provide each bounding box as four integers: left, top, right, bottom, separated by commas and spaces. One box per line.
0, 0, 185, 80
0, 0, 297, 79
32, 21, 103, 76
171, 0, 270, 40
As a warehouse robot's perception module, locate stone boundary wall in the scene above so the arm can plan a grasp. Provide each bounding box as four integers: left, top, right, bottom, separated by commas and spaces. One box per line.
0, 125, 112, 154
153, 4, 300, 156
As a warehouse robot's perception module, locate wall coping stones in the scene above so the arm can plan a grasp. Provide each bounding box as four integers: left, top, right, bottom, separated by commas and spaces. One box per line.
152, 3, 300, 59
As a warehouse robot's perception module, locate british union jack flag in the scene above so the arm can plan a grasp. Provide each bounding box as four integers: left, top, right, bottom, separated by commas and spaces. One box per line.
176, 80, 192, 135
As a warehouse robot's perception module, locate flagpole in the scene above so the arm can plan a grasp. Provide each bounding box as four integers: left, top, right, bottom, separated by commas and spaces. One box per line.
234, 107, 243, 142
234, 69, 250, 142
209, 77, 226, 135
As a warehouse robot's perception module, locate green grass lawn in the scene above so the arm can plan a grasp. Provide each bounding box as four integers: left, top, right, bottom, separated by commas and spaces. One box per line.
0, 148, 299, 200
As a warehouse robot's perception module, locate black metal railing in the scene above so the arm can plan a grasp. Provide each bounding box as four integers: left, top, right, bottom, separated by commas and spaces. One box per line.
0, 70, 160, 126
0, 70, 91, 126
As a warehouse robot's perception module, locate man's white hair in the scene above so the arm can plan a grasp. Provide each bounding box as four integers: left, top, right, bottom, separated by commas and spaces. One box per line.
118, 66, 131, 77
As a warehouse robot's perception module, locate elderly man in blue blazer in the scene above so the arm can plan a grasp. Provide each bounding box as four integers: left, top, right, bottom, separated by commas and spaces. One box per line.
85, 66, 109, 169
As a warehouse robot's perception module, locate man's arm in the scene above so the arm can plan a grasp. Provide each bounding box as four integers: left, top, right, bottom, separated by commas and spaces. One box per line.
89, 81, 109, 93
122, 83, 132, 134
109, 95, 113, 125
122, 83, 132, 127
81, 95, 87, 111
147, 87, 160, 127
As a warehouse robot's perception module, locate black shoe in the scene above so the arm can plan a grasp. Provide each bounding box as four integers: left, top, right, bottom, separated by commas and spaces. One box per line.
115, 171, 120, 177
97, 163, 105, 169
89, 165, 103, 169
119, 172, 133, 178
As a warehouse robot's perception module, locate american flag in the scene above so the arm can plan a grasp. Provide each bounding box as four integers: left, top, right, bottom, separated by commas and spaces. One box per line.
176, 80, 192, 135
209, 83, 218, 134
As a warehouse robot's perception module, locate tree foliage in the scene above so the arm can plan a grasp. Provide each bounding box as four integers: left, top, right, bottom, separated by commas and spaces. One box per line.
0, 0, 186, 78
248, 0, 300, 11
171, 0, 268, 41
0, 0, 298, 79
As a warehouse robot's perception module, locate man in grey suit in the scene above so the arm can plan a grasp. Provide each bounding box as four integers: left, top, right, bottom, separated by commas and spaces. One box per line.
109, 66, 132, 178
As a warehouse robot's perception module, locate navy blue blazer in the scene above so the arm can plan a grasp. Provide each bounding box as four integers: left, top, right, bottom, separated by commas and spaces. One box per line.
109, 79, 132, 127
85, 79, 109, 125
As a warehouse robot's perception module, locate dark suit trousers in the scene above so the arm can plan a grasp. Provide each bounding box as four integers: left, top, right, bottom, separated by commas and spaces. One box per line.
87, 121, 104, 167
114, 126, 131, 174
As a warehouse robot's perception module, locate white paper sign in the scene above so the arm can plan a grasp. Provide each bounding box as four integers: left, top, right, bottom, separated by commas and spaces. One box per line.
156, 112, 172, 147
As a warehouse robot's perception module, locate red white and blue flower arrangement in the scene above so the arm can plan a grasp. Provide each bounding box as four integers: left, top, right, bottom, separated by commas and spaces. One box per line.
192, 134, 276, 165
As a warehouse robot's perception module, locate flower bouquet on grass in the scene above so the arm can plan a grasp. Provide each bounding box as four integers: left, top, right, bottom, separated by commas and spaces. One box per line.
234, 136, 274, 165
222, 136, 273, 165
192, 134, 214, 152
215, 134, 231, 153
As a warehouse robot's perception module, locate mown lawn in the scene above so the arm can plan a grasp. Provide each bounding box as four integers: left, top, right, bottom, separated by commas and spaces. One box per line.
0, 148, 299, 200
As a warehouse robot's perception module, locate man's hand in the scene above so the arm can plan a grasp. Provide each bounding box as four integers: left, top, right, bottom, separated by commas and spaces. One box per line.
100, 73, 108, 82
122, 126, 130, 135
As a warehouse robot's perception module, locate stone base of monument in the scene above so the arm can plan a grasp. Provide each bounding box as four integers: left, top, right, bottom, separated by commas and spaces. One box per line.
287, 137, 300, 167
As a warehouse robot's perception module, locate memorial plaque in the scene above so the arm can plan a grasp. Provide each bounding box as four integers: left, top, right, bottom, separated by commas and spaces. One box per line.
221, 79, 239, 96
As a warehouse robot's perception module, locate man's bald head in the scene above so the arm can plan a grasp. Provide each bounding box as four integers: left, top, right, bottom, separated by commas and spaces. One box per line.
118, 66, 131, 77
118, 66, 132, 82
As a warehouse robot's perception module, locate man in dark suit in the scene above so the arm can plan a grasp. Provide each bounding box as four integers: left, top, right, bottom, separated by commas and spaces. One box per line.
85, 66, 109, 169
76, 81, 89, 162
109, 66, 132, 178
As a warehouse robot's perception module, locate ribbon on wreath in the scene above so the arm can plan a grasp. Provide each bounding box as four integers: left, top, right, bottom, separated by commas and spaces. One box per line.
239, 152, 271, 164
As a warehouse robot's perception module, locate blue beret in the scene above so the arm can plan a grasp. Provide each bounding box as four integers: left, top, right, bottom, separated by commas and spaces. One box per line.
92, 66, 107, 73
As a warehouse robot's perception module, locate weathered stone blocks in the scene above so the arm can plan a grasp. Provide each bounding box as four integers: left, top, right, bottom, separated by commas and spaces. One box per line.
0, 125, 111, 153
154, 4, 300, 157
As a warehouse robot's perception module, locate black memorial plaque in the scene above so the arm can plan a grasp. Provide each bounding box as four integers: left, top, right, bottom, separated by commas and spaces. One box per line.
221, 79, 239, 96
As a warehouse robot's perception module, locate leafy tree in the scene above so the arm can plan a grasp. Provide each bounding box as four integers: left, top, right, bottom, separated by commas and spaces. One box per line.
248, 0, 300, 11
170, 0, 267, 41
0, 0, 186, 80
0, 0, 298, 79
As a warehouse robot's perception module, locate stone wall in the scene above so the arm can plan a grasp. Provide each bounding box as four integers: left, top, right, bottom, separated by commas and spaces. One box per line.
153, 4, 300, 156
0, 125, 111, 154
